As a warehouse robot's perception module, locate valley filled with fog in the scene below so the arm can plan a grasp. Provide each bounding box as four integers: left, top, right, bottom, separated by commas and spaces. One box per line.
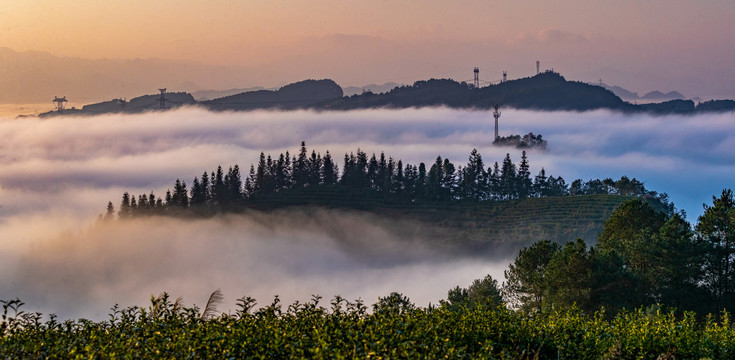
1, 107, 733, 319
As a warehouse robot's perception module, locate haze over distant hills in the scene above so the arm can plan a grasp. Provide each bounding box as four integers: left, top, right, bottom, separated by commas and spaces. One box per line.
0, 47, 254, 104
4, 46, 735, 109
601, 83, 686, 103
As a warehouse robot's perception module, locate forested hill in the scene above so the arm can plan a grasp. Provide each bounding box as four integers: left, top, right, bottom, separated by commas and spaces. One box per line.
103, 144, 671, 255
323, 72, 735, 114
324, 72, 629, 112
38, 72, 735, 117
202, 79, 344, 111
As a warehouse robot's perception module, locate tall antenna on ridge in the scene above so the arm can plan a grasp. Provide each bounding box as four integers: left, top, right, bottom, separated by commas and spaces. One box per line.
493, 104, 501, 142
473, 67, 479, 88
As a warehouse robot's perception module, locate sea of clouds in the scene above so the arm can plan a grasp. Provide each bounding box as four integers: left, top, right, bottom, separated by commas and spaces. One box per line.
1, 106, 733, 319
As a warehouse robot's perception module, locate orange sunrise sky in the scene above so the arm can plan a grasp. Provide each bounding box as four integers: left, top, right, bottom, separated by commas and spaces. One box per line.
2, 0, 735, 102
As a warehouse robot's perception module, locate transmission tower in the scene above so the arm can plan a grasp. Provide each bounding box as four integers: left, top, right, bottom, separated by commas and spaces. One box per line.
473, 67, 479, 88
502, 71, 507, 83
53, 96, 67, 112
158, 88, 167, 110
536, 60, 540, 75
493, 104, 501, 142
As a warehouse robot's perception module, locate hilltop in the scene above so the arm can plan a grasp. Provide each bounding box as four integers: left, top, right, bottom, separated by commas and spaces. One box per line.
202, 79, 344, 111
34, 71, 735, 117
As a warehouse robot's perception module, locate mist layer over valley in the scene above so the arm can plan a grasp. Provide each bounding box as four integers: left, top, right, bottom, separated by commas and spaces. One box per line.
1, 107, 734, 319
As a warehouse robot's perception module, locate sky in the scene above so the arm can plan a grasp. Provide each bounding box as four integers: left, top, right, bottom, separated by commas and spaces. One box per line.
2, 1, 735, 98
1, 107, 734, 319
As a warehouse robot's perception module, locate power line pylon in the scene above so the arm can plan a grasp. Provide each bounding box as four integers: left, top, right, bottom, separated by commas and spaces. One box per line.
53, 96, 67, 112
158, 88, 167, 110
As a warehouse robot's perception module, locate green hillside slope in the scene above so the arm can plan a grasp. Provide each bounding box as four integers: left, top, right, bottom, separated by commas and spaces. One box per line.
243, 188, 631, 256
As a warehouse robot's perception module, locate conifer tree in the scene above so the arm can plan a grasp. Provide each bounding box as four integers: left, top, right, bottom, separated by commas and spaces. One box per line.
228, 165, 242, 203
105, 201, 115, 220
500, 153, 517, 199
190, 177, 204, 206
293, 141, 309, 187
200, 171, 211, 205
119, 192, 131, 219
393, 159, 404, 196
416, 162, 427, 200
489, 162, 501, 200
533, 168, 548, 197
309, 151, 321, 186
213, 166, 224, 206
321, 151, 338, 185
130, 196, 138, 215
517, 151, 532, 199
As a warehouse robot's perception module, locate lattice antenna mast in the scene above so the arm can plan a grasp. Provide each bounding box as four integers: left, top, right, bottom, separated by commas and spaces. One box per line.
536, 60, 540, 75
473, 67, 479, 88
493, 104, 501, 141
53, 96, 67, 112
158, 88, 167, 110
502, 71, 507, 83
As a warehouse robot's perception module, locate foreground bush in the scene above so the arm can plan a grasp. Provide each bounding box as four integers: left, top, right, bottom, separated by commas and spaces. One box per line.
1, 294, 733, 359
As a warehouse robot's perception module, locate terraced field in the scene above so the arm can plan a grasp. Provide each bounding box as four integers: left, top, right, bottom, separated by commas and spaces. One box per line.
243, 188, 631, 255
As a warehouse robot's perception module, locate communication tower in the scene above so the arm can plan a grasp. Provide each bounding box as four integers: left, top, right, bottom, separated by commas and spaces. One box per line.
473, 67, 479, 88
158, 88, 167, 110
493, 104, 501, 142
53, 96, 67, 112
536, 61, 540, 75
502, 71, 507, 83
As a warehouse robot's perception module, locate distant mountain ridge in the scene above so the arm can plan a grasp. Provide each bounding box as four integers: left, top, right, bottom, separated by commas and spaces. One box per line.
35, 72, 735, 117
202, 79, 344, 111
601, 83, 686, 102
343, 82, 402, 96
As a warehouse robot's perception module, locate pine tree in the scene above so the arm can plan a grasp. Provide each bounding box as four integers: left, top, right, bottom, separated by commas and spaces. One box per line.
308, 150, 321, 186
228, 165, 242, 203
190, 177, 204, 206
393, 160, 404, 196
517, 151, 532, 199
321, 151, 338, 185
426, 156, 444, 201
255, 153, 267, 194
119, 192, 131, 219
171, 179, 189, 208
442, 158, 456, 200
200, 171, 211, 205
130, 196, 138, 215
464, 149, 486, 200
105, 201, 115, 220
293, 141, 309, 187
367, 153, 379, 190
489, 162, 500, 200
213, 166, 224, 207
533, 168, 548, 197
500, 153, 517, 199
416, 162, 427, 200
